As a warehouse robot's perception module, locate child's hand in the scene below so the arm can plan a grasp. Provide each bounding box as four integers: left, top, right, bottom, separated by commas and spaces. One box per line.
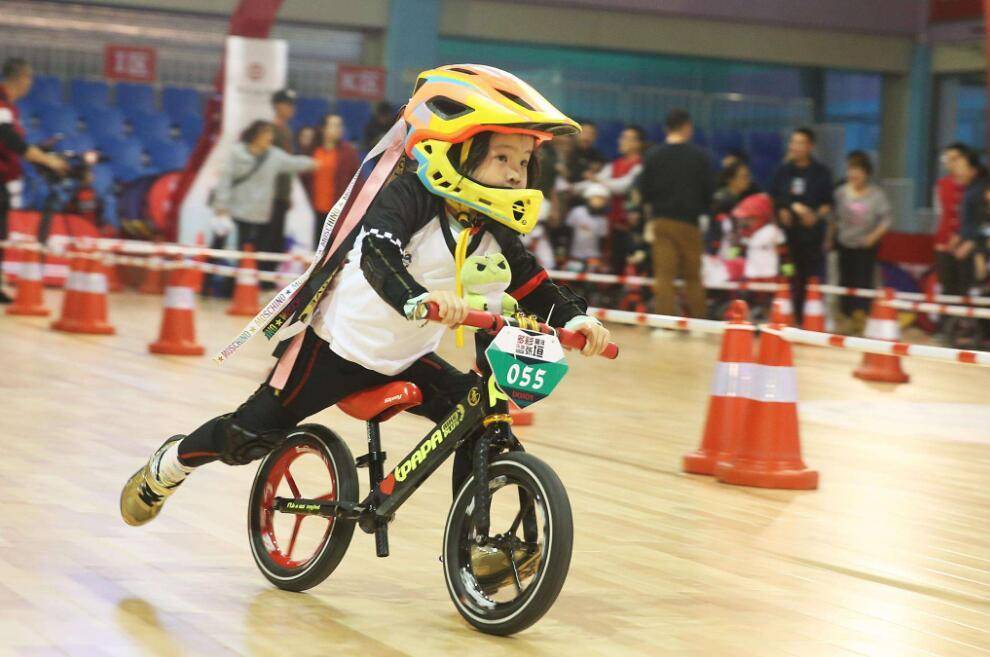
426, 290, 470, 327
571, 321, 611, 357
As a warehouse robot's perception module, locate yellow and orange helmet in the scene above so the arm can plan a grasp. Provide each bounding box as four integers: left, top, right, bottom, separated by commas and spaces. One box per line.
403, 64, 579, 234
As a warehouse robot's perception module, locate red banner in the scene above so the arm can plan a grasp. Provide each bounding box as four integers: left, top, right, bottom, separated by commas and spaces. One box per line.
104, 44, 157, 82
336, 64, 386, 101
929, 0, 981, 21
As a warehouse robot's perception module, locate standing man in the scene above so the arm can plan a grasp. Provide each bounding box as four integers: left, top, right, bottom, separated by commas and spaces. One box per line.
933, 143, 970, 301
769, 127, 833, 323
265, 88, 297, 280
0, 58, 66, 302
638, 109, 714, 322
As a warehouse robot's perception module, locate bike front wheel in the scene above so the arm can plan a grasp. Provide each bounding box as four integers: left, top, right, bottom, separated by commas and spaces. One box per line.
442, 451, 573, 636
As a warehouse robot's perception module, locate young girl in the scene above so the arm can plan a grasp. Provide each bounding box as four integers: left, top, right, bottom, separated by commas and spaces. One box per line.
121, 64, 611, 526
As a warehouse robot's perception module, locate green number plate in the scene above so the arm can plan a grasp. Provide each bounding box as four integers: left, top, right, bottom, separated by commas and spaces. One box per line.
484, 326, 568, 408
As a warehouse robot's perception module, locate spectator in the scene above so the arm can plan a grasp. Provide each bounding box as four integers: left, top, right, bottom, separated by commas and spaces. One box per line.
769, 127, 833, 324
65, 168, 106, 234
707, 160, 759, 258
565, 119, 606, 184
0, 58, 67, 302
363, 101, 394, 151
832, 151, 892, 334
574, 125, 645, 273
296, 126, 317, 155
735, 192, 785, 318
934, 143, 970, 300
211, 120, 315, 251
948, 149, 988, 346
310, 113, 360, 248
519, 140, 559, 270
638, 108, 715, 321
267, 88, 297, 263
565, 183, 610, 268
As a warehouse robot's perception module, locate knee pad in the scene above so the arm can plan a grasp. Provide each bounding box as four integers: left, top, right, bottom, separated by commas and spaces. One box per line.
219, 419, 287, 465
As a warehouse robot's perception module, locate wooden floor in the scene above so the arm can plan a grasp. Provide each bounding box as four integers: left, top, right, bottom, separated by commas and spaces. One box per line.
2, 289, 990, 657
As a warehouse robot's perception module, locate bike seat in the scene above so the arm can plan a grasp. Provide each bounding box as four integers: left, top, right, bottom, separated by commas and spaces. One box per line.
338, 381, 423, 423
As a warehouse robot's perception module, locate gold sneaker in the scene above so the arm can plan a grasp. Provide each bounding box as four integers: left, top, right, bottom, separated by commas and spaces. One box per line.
471, 543, 542, 595
120, 435, 185, 526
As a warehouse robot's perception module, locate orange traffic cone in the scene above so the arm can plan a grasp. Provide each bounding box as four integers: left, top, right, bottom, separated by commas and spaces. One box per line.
227, 244, 261, 316
683, 299, 754, 475
770, 278, 793, 326
6, 247, 49, 316
801, 277, 825, 331
853, 288, 909, 383
3, 244, 22, 284
104, 247, 124, 292
189, 231, 207, 293
52, 253, 115, 334
509, 399, 534, 426
139, 253, 165, 294
149, 265, 204, 356
715, 323, 818, 489
50, 250, 85, 331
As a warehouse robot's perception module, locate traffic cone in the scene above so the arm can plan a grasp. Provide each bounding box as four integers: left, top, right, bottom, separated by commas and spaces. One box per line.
227, 244, 262, 316
149, 265, 205, 356
52, 253, 115, 334
715, 322, 818, 489
853, 288, 909, 384
770, 278, 793, 326
683, 300, 755, 475
50, 250, 85, 331
801, 277, 825, 331
139, 253, 165, 294
509, 399, 534, 426
104, 247, 124, 292
3, 244, 22, 284
6, 247, 49, 316
190, 231, 207, 293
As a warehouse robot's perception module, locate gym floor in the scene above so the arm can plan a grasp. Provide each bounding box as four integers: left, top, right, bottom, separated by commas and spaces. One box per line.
2, 290, 989, 656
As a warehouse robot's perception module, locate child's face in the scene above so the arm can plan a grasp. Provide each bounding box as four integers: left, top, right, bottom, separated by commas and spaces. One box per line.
471, 133, 534, 190
587, 195, 609, 212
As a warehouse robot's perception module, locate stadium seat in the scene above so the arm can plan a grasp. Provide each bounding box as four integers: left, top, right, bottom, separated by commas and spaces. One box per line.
26, 75, 62, 106
594, 119, 624, 161
293, 96, 331, 131
115, 82, 156, 117
162, 86, 202, 120
646, 123, 666, 146
58, 132, 96, 154
711, 129, 745, 159
145, 139, 190, 172
336, 99, 372, 142
177, 114, 204, 147
81, 106, 127, 144
128, 111, 172, 143
748, 130, 784, 162
38, 105, 80, 137
100, 136, 147, 182
70, 79, 110, 110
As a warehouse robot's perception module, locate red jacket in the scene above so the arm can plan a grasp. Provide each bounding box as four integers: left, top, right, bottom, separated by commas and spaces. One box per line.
934, 175, 964, 247
0, 86, 24, 183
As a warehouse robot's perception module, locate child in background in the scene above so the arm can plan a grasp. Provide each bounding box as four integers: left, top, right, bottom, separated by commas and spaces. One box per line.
734, 192, 784, 319
565, 183, 610, 270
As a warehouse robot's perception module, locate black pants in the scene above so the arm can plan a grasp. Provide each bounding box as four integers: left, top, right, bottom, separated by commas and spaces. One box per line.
936, 251, 975, 297
177, 328, 480, 487
789, 245, 825, 325
0, 183, 9, 277
837, 244, 877, 315
234, 219, 267, 251
609, 228, 634, 275
264, 198, 290, 274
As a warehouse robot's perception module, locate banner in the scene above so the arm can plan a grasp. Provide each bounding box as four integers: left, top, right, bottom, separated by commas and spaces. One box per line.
337, 65, 386, 101
929, 0, 981, 21
104, 45, 157, 82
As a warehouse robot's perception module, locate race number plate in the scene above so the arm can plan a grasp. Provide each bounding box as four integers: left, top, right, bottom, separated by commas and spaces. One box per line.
484, 326, 568, 408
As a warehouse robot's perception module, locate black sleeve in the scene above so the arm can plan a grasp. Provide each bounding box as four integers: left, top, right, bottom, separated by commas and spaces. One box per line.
769, 166, 788, 208
813, 164, 834, 209
0, 124, 27, 155
359, 173, 435, 315
494, 226, 588, 327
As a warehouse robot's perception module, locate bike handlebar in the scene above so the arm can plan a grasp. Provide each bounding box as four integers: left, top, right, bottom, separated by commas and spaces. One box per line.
417, 302, 619, 360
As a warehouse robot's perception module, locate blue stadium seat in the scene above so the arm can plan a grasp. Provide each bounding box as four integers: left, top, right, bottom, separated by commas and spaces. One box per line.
70, 79, 110, 110
748, 130, 783, 162
81, 106, 127, 144
38, 105, 80, 137
128, 111, 172, 143
115, 82, 156, 117
162, 86, 202, 119
336, 99, 372, 142
594, 120, 624, 161
711, 129, 745, 159
750, 155, 778, 188
58, 132, 96, 154
293, 96, 331, 131
177, 114, 203, 147
646, 123, 666, 146
26, 75, 62, 106
100, 136, 148, 182
145, 139, 190, 172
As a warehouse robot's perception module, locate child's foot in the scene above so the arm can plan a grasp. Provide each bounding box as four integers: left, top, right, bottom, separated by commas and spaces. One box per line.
120, 435, 187, 526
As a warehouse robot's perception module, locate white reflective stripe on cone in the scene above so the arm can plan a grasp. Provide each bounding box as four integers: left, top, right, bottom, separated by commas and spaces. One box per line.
864, 318, 899, 341
86, 272, 108, 294
65, 270, 85, 292
774, 298, 793, 313
236, 270, 257, 284
804, 299, 824, 315
749, 365, 798, 403
164, 286, 195, 309
20, 261, 42, 281
710, 361, 757, 398
1, 260, 21, 275
44, 263, 69, 279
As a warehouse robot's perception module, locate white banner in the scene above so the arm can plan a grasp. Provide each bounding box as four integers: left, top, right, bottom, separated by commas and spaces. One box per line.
178, 36, 315, 251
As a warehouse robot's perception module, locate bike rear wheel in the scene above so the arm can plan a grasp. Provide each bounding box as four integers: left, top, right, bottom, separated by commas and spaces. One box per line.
248, 424, 358, 592
442, 451, 573, 636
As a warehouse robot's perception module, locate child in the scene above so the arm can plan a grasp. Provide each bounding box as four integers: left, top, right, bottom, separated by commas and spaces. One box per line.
564, 183, 610, 269
120, 64, 611, 526
734, 192, 784, 318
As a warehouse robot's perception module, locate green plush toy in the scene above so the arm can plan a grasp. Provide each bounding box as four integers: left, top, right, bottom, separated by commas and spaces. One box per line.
460, 253, 519, 318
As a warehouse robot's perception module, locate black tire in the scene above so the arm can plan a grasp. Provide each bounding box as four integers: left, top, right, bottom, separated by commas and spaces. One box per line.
442, 452, 573, 636
248, 424, 358, 592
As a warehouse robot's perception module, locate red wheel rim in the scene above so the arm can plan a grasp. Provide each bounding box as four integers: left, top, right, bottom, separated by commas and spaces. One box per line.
258, 442, 337, 570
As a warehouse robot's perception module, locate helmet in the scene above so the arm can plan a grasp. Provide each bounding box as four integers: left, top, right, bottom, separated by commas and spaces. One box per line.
732, 193, 774, 225
403, 64, 579, 234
